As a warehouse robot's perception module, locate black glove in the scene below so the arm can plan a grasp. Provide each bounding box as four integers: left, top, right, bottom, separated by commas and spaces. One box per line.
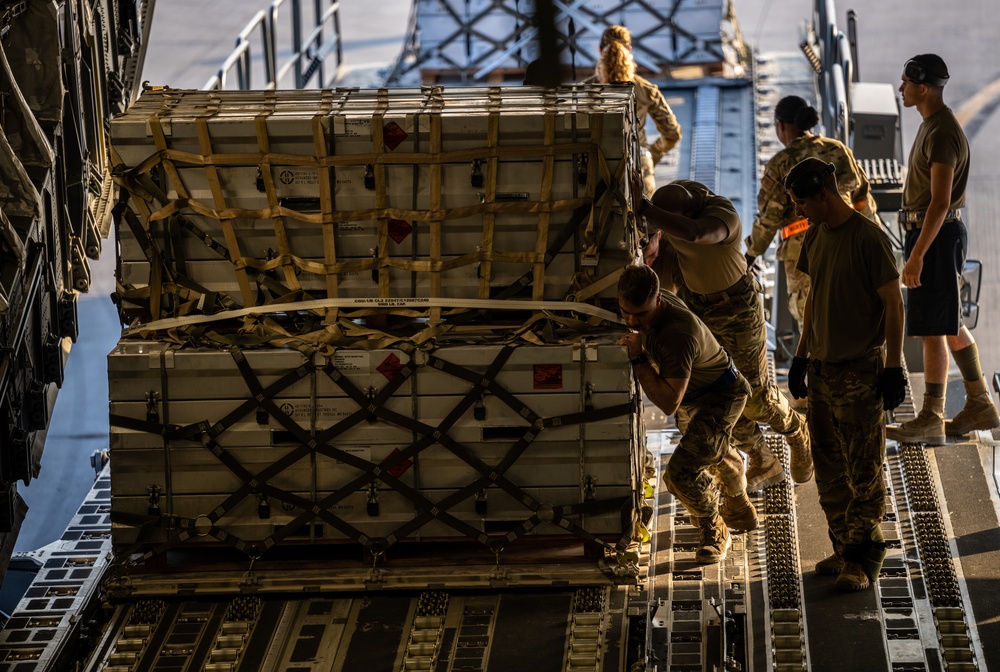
745, 253, 760, 280
788, 356, 809, 400
876, 367, 907, 411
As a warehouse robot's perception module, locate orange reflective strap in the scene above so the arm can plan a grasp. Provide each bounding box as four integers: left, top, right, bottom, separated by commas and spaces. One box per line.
779, 218, 809, 241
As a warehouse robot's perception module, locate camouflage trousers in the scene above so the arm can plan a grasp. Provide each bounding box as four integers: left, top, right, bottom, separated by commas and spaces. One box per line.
784, 256, 811, 333
682, 277, 806, 459
808, 353, 887, 566
665, 375, 750, 517
777, 232, 809, 333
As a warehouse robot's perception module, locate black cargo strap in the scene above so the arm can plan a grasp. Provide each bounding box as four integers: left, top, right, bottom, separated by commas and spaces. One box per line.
227, 347, 482, 549
113, 343, 637, 563
117, 184, 304, 315
111, 357, 323, 561
356, 350, 634, 553
117, 204, 247, 318
241, 345, 495, 549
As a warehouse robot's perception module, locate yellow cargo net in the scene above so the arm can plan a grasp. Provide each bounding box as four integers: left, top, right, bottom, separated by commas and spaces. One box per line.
110, 87, 641, 346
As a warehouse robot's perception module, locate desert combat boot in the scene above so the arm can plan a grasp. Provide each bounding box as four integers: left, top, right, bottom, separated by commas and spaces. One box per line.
945, 378, 1000, 436
692, 513, 731, 564
786, 424, 814, 483
886, 394, 945, 445
815, 553, 845, 576
745, 443, 785, 492
834, 561, 871, 592
719, 492, 758, 532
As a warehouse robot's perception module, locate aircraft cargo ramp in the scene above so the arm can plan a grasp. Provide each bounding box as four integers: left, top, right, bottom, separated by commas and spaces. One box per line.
2, 423, 999, 671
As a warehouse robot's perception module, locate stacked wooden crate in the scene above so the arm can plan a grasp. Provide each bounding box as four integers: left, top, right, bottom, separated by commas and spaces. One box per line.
107, 86, 646, 567
108, 340, 642, 552
397, 0, 747, 84
111, 86, 640, 322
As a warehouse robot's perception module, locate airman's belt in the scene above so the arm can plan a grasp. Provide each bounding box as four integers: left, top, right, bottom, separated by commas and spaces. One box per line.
897, 208, 961, 228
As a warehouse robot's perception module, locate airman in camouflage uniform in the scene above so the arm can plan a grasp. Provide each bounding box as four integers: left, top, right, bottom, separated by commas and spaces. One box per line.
617, 264, 756, 565
637, 75, 682, 197
589, 25, 681, 196
745, 96, 876, 331
785, 158, 905, 592
642, 180, 813, 492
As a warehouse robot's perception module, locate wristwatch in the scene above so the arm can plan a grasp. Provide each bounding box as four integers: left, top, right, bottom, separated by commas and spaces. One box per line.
630, 353, 649, 366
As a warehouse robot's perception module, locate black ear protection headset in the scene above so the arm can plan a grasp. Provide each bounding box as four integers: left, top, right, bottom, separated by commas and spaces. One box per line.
903, 59, 949, 87
785, 161, 835, 198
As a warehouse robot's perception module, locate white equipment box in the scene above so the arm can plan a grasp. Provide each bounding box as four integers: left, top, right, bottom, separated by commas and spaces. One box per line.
110, 86, 642, 325
108, 339, 644, 553
393, 0, 745, 84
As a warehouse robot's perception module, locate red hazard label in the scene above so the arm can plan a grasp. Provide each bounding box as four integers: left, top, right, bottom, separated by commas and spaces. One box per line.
386, 448, 413, 479
377, 353, 404, 381
533, 364, 563, 390
387, 219, 412, 244
383, 121, 408, 150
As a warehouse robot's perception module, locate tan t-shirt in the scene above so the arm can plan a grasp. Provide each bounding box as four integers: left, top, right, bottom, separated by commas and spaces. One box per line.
796, 212, 899, 362
660, 180, 747, 294
902, 106, 969, 211
643, 290, 731, 390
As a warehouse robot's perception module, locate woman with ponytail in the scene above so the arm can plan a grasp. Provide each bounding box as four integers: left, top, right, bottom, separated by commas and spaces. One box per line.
745, 95, 877, 334
593, 25, 681, 197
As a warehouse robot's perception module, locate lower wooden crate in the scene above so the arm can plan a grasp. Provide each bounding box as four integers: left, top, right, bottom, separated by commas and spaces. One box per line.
109, 434, 634, 493
108, 338, 644, 556
110, 483, 638, 549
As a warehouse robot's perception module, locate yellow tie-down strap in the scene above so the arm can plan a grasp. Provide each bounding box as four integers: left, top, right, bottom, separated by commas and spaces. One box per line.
113, 99, 637, 324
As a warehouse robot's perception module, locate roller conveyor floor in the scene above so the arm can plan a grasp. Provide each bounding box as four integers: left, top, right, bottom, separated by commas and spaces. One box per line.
646, 425, 1000, 672
3, 432, 999, 671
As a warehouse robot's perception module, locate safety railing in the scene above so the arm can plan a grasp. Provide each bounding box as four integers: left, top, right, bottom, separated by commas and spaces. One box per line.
204, 0, 342, 90
810, 0, 852, 143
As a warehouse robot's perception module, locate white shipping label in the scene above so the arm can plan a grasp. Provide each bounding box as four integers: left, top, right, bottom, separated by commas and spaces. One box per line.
275, 167, 318, 187
276, 400, 354, 421
333, 117, 371, 138
333, 351, 370, 371
336, 446, 371, 464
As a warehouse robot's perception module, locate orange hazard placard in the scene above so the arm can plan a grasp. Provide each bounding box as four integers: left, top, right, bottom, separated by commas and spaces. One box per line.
386, 448, 413, 478
533, 364, 563, 390
377, 353, 404, 381
388, 219, 412, 243
383, 121, 408, 150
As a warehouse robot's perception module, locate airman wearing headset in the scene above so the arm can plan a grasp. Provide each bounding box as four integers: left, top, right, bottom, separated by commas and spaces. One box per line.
885, 53, 1000, 445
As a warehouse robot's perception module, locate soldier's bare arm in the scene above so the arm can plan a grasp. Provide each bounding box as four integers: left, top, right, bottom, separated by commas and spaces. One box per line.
644, 205, 729, 245
901, 161, 955, 288
634, 367, 689, 416
795, 291, 814, 360
876, 278, 905, 368
617, 331, 688, 415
